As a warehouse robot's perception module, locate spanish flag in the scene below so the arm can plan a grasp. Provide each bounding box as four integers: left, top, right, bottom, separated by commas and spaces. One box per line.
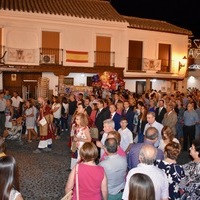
66, 50, 88, 63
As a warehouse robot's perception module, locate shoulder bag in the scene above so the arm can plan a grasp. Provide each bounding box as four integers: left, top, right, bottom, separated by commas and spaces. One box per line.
75, 164, 79, 200
60, 190, 73, 200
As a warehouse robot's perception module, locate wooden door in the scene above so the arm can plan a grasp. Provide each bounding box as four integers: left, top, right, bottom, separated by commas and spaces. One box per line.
96, 36, 111, 66
42, 31, 60, 63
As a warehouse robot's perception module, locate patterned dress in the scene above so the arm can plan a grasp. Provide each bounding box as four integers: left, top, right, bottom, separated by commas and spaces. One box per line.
154, 160, 185, 200
180, 161, 200, 200
70, 125, 89, 169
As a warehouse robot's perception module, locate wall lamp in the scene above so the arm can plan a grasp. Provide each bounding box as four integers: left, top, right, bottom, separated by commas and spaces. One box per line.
179, 56, 187, 71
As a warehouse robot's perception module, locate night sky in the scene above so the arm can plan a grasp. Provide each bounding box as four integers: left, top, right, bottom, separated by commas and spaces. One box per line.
110, 0, 200, 38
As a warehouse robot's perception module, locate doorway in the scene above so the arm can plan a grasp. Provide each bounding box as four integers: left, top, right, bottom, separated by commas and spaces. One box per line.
3, 72, 42, 99
136, 81, 152, 95
22, 80, 38, 100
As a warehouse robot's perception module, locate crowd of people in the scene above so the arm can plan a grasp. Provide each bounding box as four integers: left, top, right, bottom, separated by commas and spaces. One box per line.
1, 87, 200, 199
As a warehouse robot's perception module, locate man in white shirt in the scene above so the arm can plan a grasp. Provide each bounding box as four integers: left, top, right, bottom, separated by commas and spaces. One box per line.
118, 117, 133, 153
96, 119, 115, 158
11, 91, 23, 109
122, 144, 169, 200
143, 111, 163, 147
51, 96, 61, 139
11, 91, 23, 118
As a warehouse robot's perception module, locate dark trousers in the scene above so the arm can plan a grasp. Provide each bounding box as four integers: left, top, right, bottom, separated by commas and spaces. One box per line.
0, 113, 5, 136
61, 116, 68, 131
67, 115, 73, 133
183, 125, 195, 151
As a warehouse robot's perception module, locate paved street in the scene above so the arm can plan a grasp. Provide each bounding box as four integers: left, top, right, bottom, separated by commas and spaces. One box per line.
5, 132, 192, 200
5, 132, 71, 200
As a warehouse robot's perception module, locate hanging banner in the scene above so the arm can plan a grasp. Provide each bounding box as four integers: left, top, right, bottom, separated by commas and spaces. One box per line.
7, 47, 35, 63
66, 50, 88, 63
142, 58, 161, 71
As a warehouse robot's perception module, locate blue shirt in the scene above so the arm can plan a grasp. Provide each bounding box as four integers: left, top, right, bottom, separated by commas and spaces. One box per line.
183, 110, 199, 126
127, 140, 164, 170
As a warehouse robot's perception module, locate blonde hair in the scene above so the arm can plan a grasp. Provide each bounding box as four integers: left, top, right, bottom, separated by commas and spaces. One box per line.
107, 131, 121, 145
76, 113, 88, 127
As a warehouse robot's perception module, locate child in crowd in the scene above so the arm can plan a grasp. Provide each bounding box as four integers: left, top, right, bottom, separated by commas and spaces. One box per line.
3, 117, 23, 142
118, 117, 133, 153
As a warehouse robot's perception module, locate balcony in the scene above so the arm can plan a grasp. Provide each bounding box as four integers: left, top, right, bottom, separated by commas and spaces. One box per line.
40, 48, 63, 65
94, 51, 115, 67
0, 45, 6, 64
127, 57, 172, 72
127, 57, 142, 71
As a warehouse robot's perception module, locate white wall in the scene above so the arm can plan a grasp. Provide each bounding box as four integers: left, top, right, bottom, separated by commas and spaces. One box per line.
42, 72, 177, 95
42, 72, 96, 95
187, 75, 200, 89
124, 29, 188, 79
1, 11, 127, 68
124, 79, 172, 93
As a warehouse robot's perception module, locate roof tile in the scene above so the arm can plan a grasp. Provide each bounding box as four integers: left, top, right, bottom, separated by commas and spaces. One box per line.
124, 16, 192, 36
0, 0, 192, 35
0, 0, 125, 22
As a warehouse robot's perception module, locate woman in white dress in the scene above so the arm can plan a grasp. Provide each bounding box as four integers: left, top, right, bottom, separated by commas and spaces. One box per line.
24, 100, 38, 143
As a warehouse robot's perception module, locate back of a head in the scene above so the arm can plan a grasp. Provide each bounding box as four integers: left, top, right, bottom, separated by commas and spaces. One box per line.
104, 138, 118, 154
79, 142, 98, 162
0, 156, 17, 200
145, 127, 158, 142
139, 144, 157, 165
128, 173, 155, 200
164, 141, 181, 160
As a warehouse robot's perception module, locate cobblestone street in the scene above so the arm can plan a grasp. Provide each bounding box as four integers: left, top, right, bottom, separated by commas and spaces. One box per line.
4, 131, 191, 200
5, 132, 71, 200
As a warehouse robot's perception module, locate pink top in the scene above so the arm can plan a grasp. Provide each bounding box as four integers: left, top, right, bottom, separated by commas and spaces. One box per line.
73, 163, 105, 200
100, 146, 126, 162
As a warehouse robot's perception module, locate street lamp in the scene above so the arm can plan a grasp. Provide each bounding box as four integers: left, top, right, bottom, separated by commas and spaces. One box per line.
179, 56, 187, 71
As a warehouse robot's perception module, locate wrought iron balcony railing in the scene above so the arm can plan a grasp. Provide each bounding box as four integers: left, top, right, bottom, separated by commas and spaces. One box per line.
94, 51, 115, 67
40, 48, 63, 65
0, 45, 6, 64
127, 57, 172, 72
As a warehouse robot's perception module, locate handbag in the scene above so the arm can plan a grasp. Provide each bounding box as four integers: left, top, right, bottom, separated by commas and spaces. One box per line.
71, 140, 77, 153
39, 117, 47, 126
60, 190, 73, 200
90, 127, 99, 140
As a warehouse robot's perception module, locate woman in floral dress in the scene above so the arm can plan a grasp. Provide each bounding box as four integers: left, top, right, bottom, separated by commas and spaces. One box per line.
154, 141, 185, 200
70, 112, 91, 169
179, 139, 200, 200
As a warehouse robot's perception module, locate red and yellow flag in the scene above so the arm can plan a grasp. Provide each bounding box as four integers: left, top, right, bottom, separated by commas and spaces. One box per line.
66, 50, 88, 63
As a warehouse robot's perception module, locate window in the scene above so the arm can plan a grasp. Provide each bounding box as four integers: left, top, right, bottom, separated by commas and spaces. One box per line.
128, 40, 143, 71
158, 43, 171, 72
